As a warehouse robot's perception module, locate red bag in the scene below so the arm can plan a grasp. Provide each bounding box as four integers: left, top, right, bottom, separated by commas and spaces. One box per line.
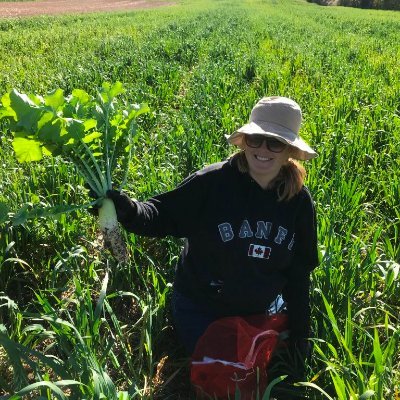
191, 313, 287, 400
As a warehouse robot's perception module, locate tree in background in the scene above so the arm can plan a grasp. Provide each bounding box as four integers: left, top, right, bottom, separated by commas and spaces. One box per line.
307, 0, 400, 10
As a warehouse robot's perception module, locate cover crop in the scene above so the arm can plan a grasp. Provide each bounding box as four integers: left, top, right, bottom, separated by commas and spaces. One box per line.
0, 82, 149, 262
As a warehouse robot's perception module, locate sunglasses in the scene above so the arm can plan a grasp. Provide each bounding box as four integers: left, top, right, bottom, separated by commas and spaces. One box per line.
244, 135, 287, 153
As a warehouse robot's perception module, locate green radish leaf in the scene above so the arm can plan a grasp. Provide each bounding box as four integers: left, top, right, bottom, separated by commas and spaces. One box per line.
100, 81, 124, 104
108, 81, 125, 98
37, 110, 55, 130
1, 91, 11, 107
28, 93, 44, 106
43, 143, 62, 156
38, 118, 64, 144
93, 103, 105, 122
130, 103, 150, 120
12, 137, 43, 162
71, 88, 91, 105
0, 104, 15, 120
11, 203, 92, 226
83, 119, 98, 131
44, 88, 65, 109
9, 89, 43, 133
65, 118, 85, 141
82, 131, 102, 143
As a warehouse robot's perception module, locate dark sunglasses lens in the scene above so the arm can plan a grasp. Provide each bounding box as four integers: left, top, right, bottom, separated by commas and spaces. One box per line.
266, 139, 286, 152
245, 135, 264, 148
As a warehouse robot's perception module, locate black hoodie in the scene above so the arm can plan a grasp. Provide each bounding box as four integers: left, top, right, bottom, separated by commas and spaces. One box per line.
125, 157, 319, 340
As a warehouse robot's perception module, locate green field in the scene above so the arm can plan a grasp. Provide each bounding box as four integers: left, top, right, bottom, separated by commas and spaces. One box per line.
0, 0, 399, 398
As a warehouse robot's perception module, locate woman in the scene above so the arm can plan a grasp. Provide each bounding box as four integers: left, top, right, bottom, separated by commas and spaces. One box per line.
107, 96, 319, 357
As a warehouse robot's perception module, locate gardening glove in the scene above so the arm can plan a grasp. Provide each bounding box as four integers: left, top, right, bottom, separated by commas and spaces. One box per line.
267, 338, 311, 399
106, 190, 137, 229
265, 336, 312, 399
289, 338, 312, 362
284, 338, 312, 382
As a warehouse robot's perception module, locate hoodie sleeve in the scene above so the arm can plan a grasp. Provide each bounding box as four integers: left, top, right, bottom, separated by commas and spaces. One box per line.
282, 188, 319, 341
123, 171, 208, 238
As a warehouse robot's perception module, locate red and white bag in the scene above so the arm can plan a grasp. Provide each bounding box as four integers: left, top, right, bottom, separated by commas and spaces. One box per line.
191, 313, 288, 399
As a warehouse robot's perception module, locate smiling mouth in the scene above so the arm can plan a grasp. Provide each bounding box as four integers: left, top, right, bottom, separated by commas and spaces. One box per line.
255, 155, 272, 161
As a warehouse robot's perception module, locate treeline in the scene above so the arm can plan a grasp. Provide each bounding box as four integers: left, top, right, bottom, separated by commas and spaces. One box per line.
307, 0, 400, 10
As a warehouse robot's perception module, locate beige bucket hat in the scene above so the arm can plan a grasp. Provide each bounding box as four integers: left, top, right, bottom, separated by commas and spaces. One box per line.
226, 96, 317, 160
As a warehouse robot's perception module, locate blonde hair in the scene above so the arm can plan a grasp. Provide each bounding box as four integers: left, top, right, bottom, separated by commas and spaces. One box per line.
233, 151, 306, 201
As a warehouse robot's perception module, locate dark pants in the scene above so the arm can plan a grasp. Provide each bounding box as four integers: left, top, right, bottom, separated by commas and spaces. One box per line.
171, 289, 219, 355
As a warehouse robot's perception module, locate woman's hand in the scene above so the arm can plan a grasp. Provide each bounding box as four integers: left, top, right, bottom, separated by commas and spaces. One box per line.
106, 190, 137, 228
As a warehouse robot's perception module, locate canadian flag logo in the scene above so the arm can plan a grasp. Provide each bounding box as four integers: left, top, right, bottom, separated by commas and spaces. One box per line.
248, 244, 271, 259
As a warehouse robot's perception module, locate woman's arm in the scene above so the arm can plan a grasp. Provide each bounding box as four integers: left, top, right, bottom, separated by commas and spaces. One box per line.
282, 187, 319, 343
107, 169, 210, 238
282, 268, 312, 342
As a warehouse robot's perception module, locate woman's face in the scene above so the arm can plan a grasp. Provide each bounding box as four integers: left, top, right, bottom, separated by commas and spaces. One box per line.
243, 135, 290, 186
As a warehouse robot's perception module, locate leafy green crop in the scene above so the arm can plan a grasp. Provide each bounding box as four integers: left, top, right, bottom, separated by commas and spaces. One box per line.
0, 82, 149, 261
1, 82, 148, 197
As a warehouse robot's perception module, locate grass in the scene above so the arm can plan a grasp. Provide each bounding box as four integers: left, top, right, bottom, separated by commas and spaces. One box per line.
0, 0, 399, 398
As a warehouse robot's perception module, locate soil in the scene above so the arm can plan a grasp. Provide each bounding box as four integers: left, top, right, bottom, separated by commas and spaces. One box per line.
0, 0, 175, 19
